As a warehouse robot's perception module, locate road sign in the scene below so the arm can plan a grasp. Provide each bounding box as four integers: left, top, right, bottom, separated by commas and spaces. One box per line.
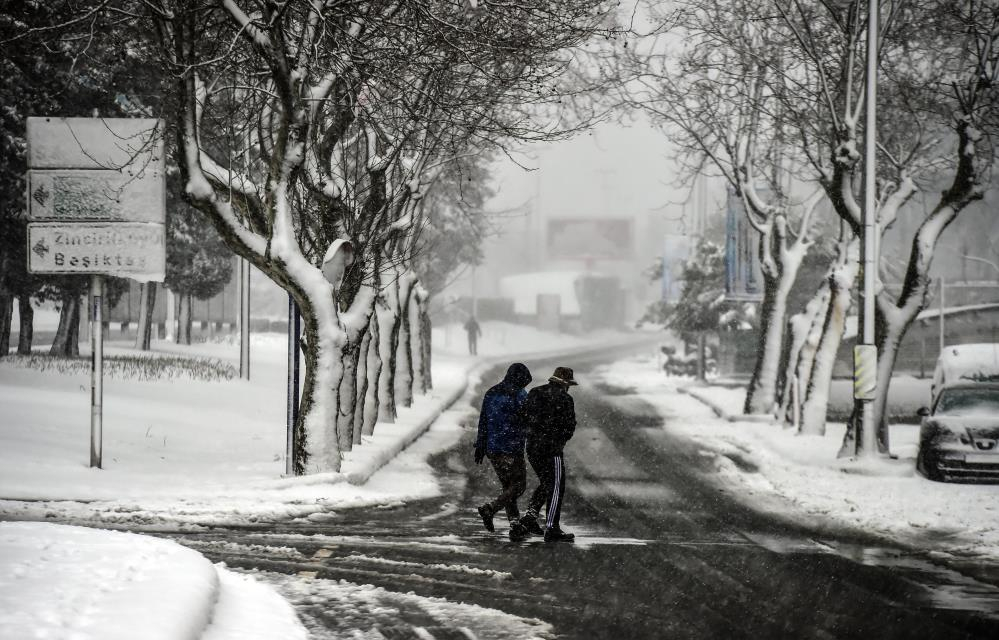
27, 169, 164, 223
27, 222, 166, 282
853, 344, 878, 400
26, 117, 166, 471
26, 117, 166, 282
27, 117, 162, 170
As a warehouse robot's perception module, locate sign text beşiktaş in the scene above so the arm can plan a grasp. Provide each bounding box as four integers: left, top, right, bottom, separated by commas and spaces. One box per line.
28, 223, 165, 282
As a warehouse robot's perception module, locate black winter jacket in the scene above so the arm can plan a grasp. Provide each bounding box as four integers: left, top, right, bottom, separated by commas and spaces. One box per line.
522, 382, 576, 455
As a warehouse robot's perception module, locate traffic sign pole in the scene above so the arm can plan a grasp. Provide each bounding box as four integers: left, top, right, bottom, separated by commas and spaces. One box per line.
90, 275, 104, 469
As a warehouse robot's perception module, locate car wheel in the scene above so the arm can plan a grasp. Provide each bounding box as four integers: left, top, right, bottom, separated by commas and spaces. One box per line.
916, 447, 943, 481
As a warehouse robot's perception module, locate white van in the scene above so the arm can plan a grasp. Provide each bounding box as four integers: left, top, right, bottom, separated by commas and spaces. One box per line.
931, 343, 999, 401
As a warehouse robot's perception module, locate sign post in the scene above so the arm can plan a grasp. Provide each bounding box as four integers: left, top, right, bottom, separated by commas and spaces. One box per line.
286, 295, 300, 476
90, 275, 104, 468
26, 117, 165, 468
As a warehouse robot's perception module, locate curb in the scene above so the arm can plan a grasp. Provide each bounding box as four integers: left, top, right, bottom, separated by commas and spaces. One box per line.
678, 385, 776, 424
346, 335, 660, 485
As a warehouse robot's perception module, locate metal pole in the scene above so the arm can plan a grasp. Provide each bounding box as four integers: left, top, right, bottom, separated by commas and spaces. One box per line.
857, 0, 879, 457
286, 294, 301, 476
90, 275, 104, 469
239, 258, 251, 380
939, 276, 945, 352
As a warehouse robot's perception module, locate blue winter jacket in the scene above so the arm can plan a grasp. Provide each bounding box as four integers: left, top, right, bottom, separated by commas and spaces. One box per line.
475, 363, 532, 455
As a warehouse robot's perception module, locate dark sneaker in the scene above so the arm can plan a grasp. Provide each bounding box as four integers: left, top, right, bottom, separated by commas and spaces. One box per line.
519, 514, 544, 536
477, 505, 495, 532
544, 528, 575, 543
508, 522, 529, 542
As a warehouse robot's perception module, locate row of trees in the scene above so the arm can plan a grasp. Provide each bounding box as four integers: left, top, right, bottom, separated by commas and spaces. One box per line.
622, 0, 999, 455
3, 1, 615, 474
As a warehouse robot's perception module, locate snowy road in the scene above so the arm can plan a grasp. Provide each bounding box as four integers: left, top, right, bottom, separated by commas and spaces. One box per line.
168, 355, 999, 639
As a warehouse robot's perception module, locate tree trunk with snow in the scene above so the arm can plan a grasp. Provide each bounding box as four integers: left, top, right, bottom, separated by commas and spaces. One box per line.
16, 296, 33, 355
135, 282, 157, 351
177, 293, 192, 345
410, 284, 429, 395
742, 195, 815, 416
801, 246, 857, 435
375, 274, 400, 424
362, 313, 382, 436
778, 282, 829, 424
394, 271, 417, 408
50, 294, 81, 357
352, 322, 373, 445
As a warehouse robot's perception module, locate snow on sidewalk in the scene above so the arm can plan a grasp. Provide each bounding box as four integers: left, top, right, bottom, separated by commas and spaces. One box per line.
592, 355, 999, 564
0, 521, 305, 640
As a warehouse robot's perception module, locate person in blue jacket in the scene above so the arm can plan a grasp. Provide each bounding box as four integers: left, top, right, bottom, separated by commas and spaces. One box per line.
474, 362, 533, 541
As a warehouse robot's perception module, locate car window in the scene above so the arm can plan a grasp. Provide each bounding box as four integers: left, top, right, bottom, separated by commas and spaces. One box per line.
935, 388, 999, 416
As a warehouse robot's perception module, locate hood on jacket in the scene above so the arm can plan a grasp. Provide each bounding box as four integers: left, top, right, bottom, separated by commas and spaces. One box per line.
503, 362, 532, 389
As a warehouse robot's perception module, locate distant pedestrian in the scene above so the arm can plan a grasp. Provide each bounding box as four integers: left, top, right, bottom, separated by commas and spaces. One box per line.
474, 363, 533, 541
520, 366, 578, 543
464, 315, 482, 355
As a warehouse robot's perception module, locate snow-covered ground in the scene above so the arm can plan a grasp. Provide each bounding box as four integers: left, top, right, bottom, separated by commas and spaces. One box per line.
0, 521, 306, 640
592, 355, 999, 564
0, 321, 629, 528
0, 320, 634, 640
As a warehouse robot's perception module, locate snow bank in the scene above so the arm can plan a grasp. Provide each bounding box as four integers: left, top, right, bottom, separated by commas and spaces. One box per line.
201, 566, 307, 640
593, 356, 999, 563
0, 521, 217, 640
0, 522, 306, 640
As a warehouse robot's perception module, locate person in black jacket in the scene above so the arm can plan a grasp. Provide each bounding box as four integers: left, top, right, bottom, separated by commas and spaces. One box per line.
473, 363, 533, 541
520, 366, 578, 543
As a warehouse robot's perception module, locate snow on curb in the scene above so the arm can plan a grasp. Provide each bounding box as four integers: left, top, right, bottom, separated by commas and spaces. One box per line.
0, 521, 218, 640
201, 566, 307, 640
679, 384, 776, 423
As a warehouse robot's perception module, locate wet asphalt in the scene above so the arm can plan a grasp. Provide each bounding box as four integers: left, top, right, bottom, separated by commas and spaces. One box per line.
171, 352, 999, 639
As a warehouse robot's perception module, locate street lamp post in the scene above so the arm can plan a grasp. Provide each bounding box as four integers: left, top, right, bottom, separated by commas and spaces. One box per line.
854, 0, 881, 457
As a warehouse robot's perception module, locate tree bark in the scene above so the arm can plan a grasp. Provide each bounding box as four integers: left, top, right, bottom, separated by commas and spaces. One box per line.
353, 322, 373, 445
420, 301, 433, 392
17, 296, 33, 355
779, 282, 829, 424
177, 292, 192, 345
336, 343, 360, 453
362, 312, 382, 436
135, 282, 157, 351
410, 284, 428, 395
0, 295, 12, 357
375, 273, 400, 424
50, 294, 81, 357
394, 271, 417, 408
743, 270, 792, 414
801, 251, 857, 435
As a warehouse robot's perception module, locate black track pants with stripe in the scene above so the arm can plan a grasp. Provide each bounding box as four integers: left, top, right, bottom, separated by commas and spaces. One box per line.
526, 447, 566, 530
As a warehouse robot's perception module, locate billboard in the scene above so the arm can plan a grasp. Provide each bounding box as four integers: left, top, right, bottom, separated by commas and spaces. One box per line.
662, 234, 691, 303
724, 185, 764, 302
547, 218, 633, 260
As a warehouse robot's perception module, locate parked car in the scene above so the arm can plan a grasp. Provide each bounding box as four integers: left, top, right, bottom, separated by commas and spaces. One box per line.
916, 383, 999, 482
930, 343, 999, 403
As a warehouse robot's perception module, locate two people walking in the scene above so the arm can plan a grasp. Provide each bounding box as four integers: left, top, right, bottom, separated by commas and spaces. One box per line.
474, 363, 578, 542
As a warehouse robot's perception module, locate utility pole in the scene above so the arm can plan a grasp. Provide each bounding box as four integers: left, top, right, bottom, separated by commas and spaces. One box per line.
854, 0, 881, 457
939, 276, 945, 352
239, 257, 251, 380
286, 294, 300, 476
